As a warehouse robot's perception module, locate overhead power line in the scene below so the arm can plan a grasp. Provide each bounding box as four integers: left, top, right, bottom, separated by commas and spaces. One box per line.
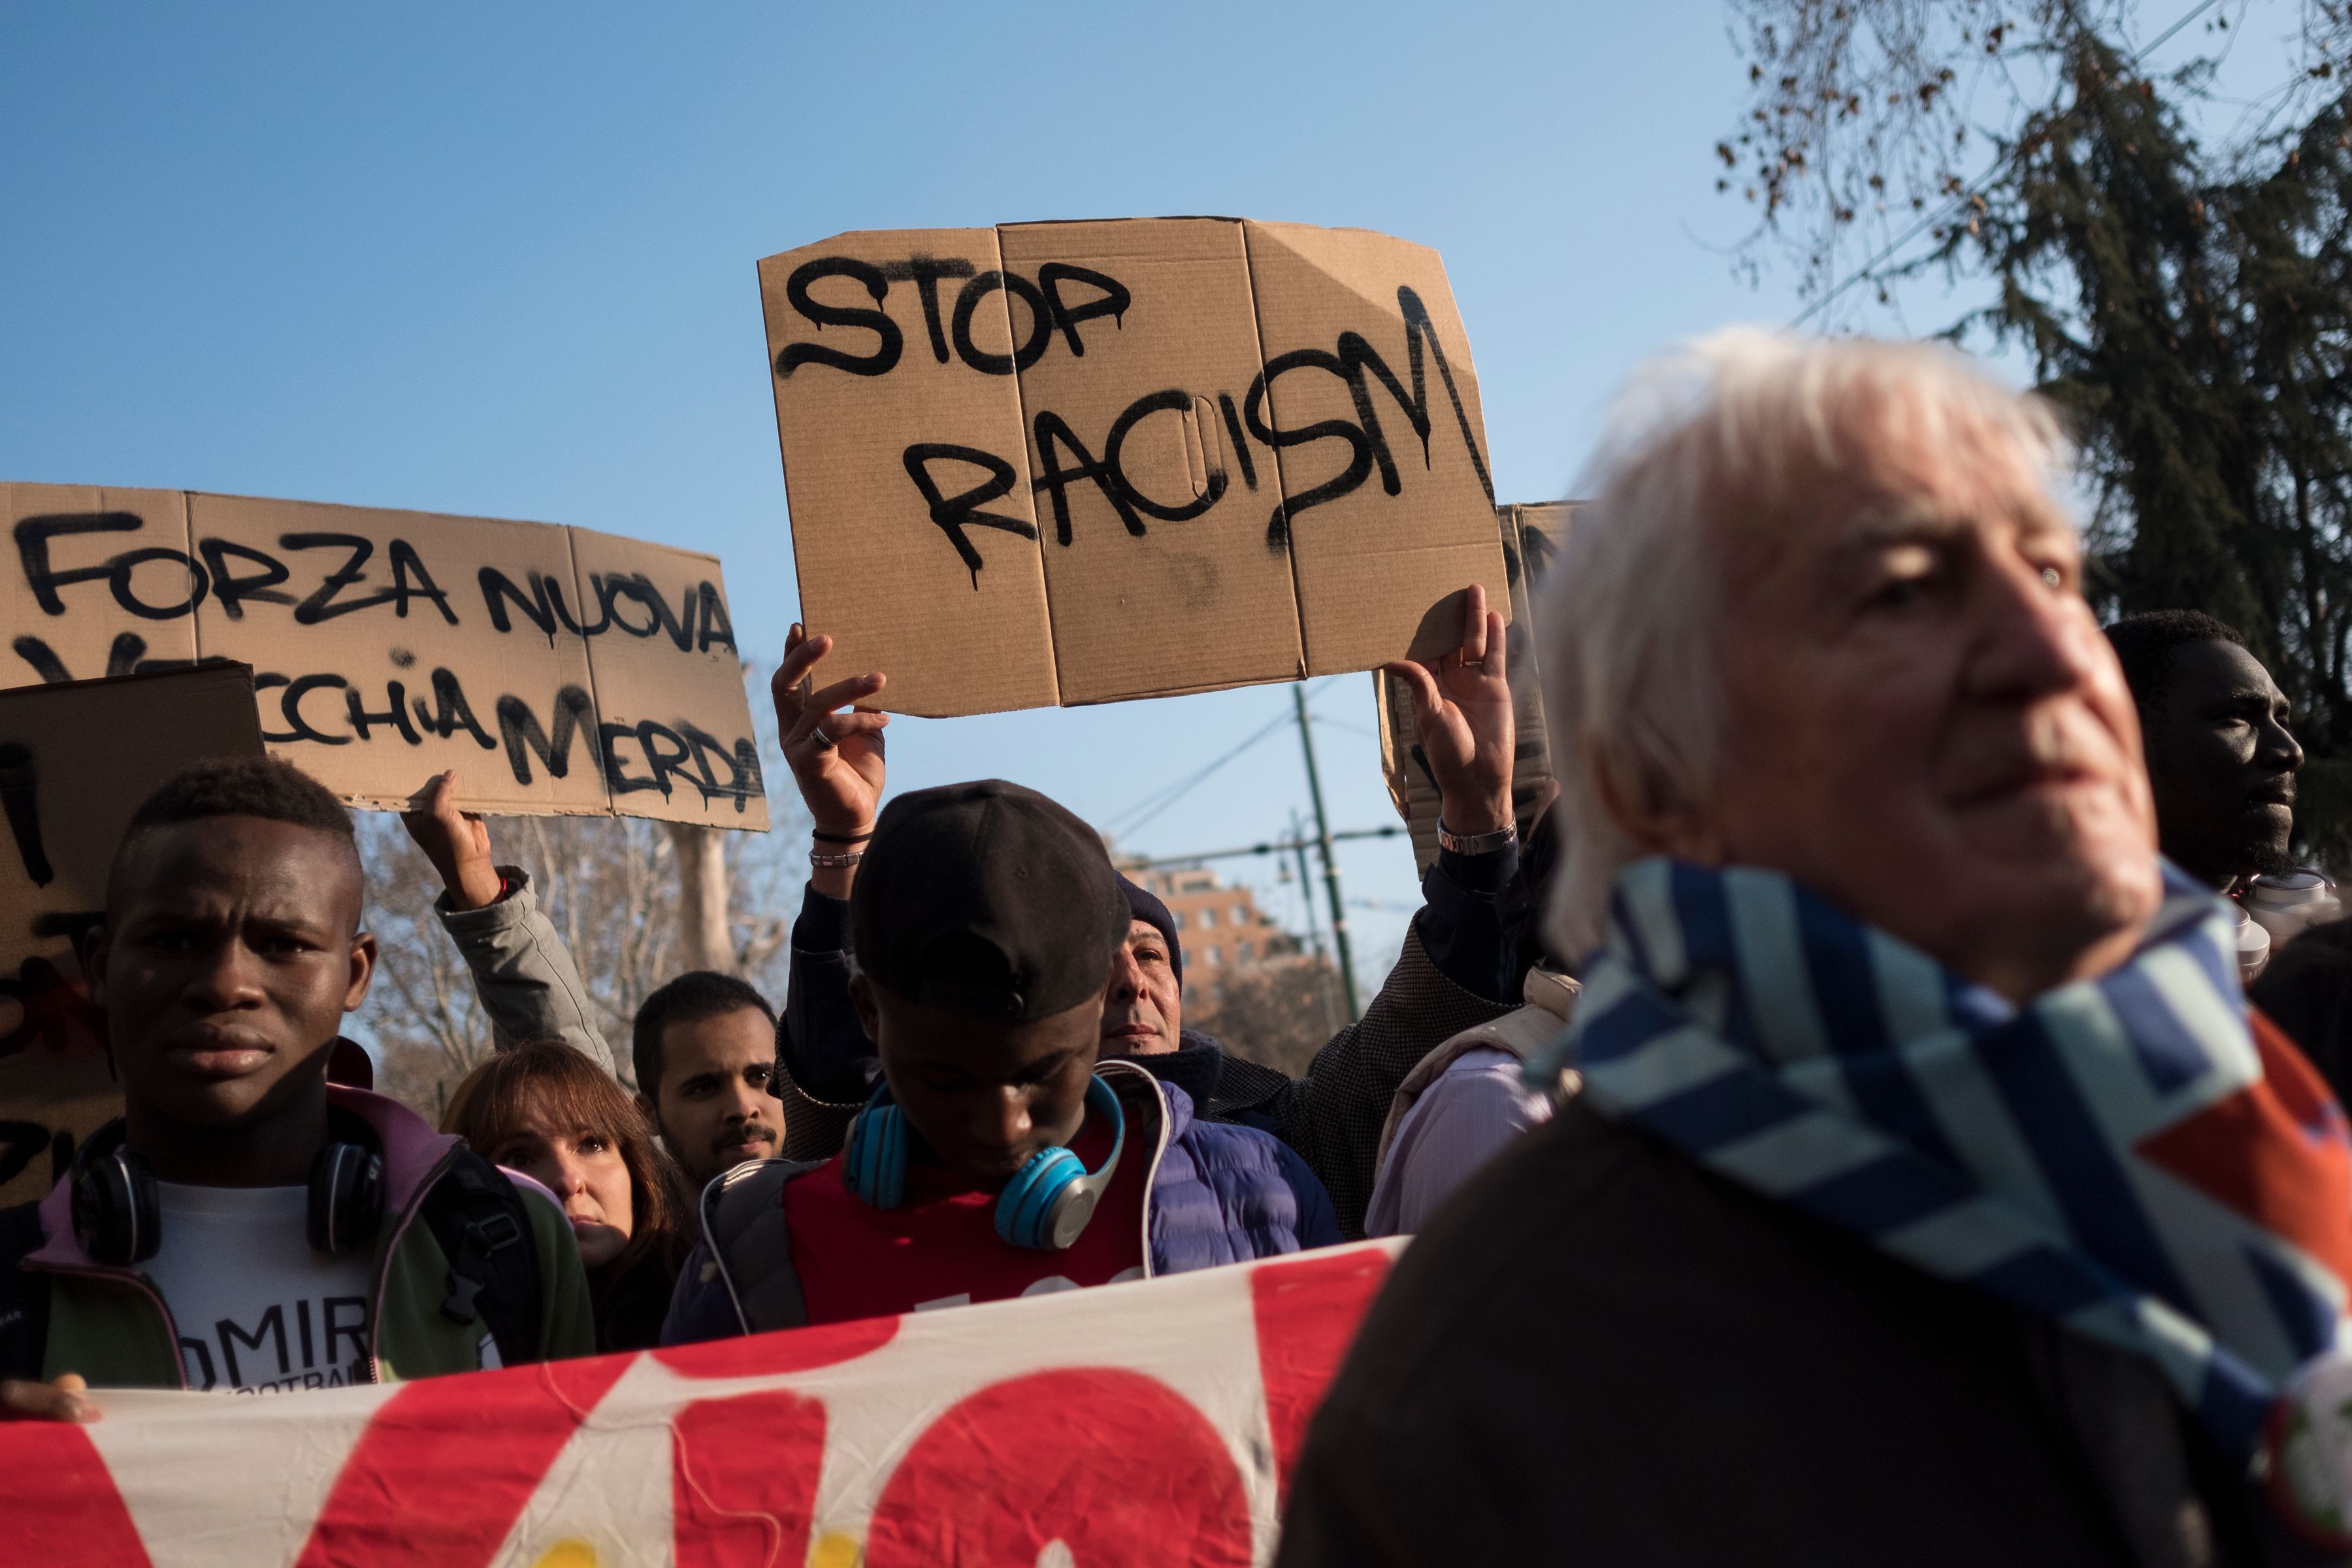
1119, 825, 1405, 871
1097, 676, 1345, 840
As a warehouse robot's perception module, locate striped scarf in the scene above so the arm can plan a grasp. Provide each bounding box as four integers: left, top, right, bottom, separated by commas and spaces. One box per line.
1545, 856, 2352, 1460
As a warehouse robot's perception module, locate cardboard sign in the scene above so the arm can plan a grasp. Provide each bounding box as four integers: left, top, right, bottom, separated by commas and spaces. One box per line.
2, 482, 768, 828
0, 1042, 116, 1209
0, 664, 267, 1203
760, 219, 1510, 717
1379, 502, 1573, 872
7, 1239, 1402, 1568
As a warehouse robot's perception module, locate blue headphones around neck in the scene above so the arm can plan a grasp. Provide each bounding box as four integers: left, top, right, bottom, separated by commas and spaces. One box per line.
841, 1074, 1126, 1250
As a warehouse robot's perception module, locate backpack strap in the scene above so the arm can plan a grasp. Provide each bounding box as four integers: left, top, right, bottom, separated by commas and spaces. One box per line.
0, 1201, 53, 1382
700, 1158, 821, 1335
419, 1149, 543, 1367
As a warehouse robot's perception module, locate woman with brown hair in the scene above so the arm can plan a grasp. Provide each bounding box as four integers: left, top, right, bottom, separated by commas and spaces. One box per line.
443, 1039, 693, 1353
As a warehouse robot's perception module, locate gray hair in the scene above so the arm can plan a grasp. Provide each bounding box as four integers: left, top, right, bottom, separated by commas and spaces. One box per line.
1540, 327, 2071, 960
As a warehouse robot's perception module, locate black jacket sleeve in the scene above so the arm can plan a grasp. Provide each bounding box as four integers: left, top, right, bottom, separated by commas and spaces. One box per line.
1413, 842, 1520, 1006
773, 884, 872, 1160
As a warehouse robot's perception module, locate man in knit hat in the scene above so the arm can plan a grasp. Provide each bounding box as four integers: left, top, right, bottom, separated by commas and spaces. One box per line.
766, 583, 1526, 1237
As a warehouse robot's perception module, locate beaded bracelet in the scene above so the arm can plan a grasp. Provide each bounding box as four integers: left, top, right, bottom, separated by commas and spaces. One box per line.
809, 849, 866, 870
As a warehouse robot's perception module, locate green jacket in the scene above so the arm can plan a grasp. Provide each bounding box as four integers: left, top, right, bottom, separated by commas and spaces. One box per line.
20, 1086, 596, 1388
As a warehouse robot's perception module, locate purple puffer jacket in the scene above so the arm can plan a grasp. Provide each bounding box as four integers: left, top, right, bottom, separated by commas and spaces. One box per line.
662, 1059, 1341, 1343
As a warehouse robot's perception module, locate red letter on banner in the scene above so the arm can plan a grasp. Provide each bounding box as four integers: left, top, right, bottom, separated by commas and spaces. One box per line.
673, 1390, 827, 1568
1, 1422, 154, 1566
865, 1368, 1252, 1567
1250, 1245, 1390, 1506
654, 1311, 898, 1379
293, 1354, 632, 1568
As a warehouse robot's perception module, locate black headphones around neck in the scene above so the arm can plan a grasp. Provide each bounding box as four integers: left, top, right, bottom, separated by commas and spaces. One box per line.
69, 1111, 385, 1267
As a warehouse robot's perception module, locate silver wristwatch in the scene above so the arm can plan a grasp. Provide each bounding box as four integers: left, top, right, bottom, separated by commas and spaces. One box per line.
1436, 819, 1518, 856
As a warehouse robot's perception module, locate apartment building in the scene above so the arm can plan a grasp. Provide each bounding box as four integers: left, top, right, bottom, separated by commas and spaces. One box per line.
1124, 864, 1294, 1000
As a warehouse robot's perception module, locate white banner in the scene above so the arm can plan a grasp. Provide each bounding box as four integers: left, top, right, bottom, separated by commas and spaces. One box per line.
7, 1240, 1399, 1568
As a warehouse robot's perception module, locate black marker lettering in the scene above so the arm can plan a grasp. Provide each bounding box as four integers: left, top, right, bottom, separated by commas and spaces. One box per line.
951, 270, 1051, 376
13, 513, 141, 615
1334, 286, 1494, 502
198, 538, 294, 620
10, 638, 68, 684
386, 539, 459, 624
1036, 262, 1130, 357
106, 546, 208, 620
777, 257, 902, 378
547, 573, 605, 637
634, 721, 694, 798
0, 744, 53, 887
412, 668, 497, 750
595, 574, 696, 650
1106, 387, 1226, 523
250, 674, 299, 742
600, 722, 661, 796
696, 585, 737, 655
679, 723, 763, 813
346, 681, 422, 745
1031, 412, 1145, 545
1219, 393, 1258, 490
902, 443, 1037, 589
280, 674, 351, 745
1245, 350, 1371, 548
283, 534, 396, 625
496, 685, 597, 785
881, 255, 978, 363
10, 632, 182, 685
478, 567, 560, 640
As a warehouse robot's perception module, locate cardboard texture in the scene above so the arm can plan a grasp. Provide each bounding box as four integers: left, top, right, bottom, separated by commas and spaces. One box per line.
1379, 502, 1573, 873
2, 482, 768, 828
2, 483, 200, 682
0, 1044, 118, 1209
0, 664, 267, 1205
760, 218, 1509, 717
757, 229, 1060, 716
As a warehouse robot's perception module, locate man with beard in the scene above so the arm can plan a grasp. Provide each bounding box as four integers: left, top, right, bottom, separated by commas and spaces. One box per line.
629, 973, 783, 1192
2105, 611, 2304, 892
401, 773, 784, 1193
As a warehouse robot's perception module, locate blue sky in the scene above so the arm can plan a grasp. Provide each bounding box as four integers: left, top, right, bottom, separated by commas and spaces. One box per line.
0, 2, 1889, 984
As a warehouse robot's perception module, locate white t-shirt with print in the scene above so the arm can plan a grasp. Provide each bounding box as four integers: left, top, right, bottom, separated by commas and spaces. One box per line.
143, 1183, 376, 1395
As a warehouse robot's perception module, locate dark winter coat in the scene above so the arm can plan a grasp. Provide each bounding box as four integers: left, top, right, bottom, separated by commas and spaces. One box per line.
772, 845, 1520, 1237
662, 1060, 1339, 1343
1276, 1100, 2344, 1568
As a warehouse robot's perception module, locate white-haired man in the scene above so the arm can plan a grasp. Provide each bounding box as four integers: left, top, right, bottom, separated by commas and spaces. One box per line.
1278, 333, 2352, 1565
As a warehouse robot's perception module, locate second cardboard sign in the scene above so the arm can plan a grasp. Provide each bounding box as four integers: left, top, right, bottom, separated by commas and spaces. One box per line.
760, 218, 1510, 716
2, 483, 766, 830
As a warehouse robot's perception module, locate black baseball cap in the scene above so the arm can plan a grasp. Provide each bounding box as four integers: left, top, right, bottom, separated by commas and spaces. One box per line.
851, 779, 1128, 1022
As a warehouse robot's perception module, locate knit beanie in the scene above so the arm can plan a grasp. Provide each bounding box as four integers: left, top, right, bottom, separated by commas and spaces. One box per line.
1119, 875, 1184, 985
